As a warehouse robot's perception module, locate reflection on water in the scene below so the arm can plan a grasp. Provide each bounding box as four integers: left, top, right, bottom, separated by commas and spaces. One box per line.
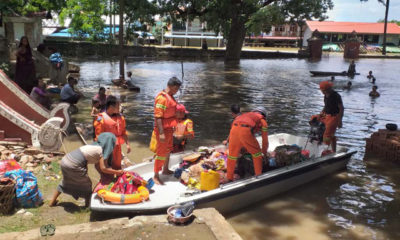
74, 57, 400, 239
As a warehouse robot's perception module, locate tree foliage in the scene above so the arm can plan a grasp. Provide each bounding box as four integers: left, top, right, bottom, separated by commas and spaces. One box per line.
0, 0, 65, 15
157, 0, 334, 60
59, 0, 108, 41
124, 0, 158, 42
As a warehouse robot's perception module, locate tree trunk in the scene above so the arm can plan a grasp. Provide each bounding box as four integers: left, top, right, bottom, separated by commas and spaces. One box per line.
225, 12, 247, 62
119, 0, 125, 79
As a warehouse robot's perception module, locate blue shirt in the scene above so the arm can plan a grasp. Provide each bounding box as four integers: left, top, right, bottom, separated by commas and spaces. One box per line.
60, 84, 78, 100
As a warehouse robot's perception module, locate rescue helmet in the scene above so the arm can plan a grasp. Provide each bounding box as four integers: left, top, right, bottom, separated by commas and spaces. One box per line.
253, 106, 267, 117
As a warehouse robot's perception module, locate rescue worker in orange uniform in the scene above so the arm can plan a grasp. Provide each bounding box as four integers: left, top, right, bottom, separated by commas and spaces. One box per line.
94, 95, 131, 171
226, 106, 269, 181
172, 104, 194, 153
312, 81, 344, 152
153, 77, 182, 185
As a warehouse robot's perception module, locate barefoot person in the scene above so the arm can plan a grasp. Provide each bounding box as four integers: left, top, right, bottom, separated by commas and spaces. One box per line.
49, 133, 124, 207
153, 77, 182, 184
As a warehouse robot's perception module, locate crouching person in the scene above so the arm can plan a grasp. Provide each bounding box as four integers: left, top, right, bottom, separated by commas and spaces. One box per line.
49, 133, 124, 207
227, 107, 269, 181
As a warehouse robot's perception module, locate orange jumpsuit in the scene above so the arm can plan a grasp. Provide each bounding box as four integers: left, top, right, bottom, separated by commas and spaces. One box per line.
153, 91, 177, 172
227, 112, 268, 181
94, 112, 126, 170
311, 114, 340, 145
172, 118, 194, 153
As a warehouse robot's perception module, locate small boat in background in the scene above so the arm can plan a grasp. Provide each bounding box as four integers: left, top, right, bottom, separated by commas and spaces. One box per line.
310, 71, 360, 77
111, 79, 140, 92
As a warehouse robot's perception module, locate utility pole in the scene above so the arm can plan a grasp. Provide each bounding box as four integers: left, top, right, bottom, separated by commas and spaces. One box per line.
382, 0, 389, 55
109, 0, 112, 41
119, 0, 125, 79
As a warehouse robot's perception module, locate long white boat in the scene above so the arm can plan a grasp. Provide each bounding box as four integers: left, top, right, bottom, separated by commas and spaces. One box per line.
90, 133, 356, 214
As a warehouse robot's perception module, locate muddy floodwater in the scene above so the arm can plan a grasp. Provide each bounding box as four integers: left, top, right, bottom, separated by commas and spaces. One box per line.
73, 56, 400, 240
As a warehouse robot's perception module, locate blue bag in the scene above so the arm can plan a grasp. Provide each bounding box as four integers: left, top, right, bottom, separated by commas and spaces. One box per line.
4, 169, 43, 208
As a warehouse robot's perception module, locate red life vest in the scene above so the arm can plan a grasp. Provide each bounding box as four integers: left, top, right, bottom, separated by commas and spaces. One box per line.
99, 112, 126, 145
233, 112, 265, 133
155, 91, 177, 129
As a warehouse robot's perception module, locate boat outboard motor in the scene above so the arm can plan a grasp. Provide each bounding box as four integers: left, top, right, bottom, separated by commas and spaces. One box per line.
308, 117, 325, 144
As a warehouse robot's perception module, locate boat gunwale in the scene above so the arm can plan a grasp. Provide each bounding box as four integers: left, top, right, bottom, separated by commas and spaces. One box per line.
91, 149, 356, 213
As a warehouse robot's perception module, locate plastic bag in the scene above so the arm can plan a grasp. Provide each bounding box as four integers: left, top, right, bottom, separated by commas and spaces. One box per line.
200, 170, 220, 191
0, 159, 21, 176
149, 130, 157, 153
4, 169, 43, 208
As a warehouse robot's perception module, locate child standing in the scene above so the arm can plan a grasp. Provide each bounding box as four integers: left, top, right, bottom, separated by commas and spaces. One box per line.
91, 98, 101, 119
172, 104, 194, 153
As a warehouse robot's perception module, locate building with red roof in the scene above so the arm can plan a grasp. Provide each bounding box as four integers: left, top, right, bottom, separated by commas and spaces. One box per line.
303, 21, 400, 47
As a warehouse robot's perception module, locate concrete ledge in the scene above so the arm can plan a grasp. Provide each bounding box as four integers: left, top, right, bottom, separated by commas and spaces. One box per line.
0, 208, 242, 240
43, 40, 299, 59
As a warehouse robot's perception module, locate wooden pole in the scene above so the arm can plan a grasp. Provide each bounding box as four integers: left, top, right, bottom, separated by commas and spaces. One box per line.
119, 0, 125, 79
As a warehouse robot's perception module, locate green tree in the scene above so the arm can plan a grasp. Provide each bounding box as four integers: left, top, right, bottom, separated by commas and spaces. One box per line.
157, 0, 333, 61
378, 19, 400, 26
59, 0, 108, 41
0, 0, 65, 15
124, 0, 158, 43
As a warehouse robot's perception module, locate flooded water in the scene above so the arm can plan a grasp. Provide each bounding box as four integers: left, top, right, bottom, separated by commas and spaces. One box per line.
73, 56, 400, 240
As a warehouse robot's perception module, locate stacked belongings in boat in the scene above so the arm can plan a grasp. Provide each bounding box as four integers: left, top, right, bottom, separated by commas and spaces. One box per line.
174, 147, 229, 191
96, 171, 153, 204
175, 144, 312, 192
268, 145, 310, 168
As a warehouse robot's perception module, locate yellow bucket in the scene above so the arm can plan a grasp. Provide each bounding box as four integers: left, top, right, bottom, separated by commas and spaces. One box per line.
200, 170, 220, 191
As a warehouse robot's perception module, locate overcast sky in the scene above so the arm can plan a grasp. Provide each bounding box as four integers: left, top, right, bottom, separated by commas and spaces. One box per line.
327, 0, 400, 22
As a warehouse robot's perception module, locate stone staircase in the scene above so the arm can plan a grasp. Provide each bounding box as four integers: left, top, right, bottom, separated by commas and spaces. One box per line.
0, 129, 22, 142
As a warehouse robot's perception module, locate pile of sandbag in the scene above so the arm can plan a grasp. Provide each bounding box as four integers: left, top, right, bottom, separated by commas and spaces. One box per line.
366, 129, 400, 161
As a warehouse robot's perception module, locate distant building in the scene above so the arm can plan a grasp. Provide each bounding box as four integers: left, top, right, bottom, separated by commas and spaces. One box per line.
1, 12, 46, 49
246, 23, 304, 47
164, 18, 223, 47
303, 21, 400, 47
0, 12, 47, 61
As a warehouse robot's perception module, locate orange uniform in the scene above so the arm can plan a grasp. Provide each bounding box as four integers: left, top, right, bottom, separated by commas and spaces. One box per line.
312, 114, 340, 145
153, 91, 177, 172
94, 112, 126, 170
227, 112, 268, 181
172, 118, 194, 153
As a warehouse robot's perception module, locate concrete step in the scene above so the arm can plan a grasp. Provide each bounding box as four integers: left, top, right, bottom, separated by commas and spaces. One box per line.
3, 138, 23, 142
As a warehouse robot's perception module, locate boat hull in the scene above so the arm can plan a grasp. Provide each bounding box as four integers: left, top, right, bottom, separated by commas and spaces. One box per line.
90, 133, 355, 214
310, 71, 360, 76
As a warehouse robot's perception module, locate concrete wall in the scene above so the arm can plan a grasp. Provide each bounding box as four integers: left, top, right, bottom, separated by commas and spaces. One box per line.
43, 40, 300, 59
302, 27, 313, 47
5, 17, 43, 48
172, 38, 219, 47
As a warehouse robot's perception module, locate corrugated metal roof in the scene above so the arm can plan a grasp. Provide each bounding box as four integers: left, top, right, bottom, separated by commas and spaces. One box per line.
306, 21, 400, 34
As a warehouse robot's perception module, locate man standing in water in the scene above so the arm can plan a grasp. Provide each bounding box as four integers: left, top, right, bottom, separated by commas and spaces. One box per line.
153, 77, 182, 184
312, 81, 344, 152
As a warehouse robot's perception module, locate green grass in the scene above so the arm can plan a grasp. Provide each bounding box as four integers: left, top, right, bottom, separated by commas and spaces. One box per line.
0, 160, 91, 234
